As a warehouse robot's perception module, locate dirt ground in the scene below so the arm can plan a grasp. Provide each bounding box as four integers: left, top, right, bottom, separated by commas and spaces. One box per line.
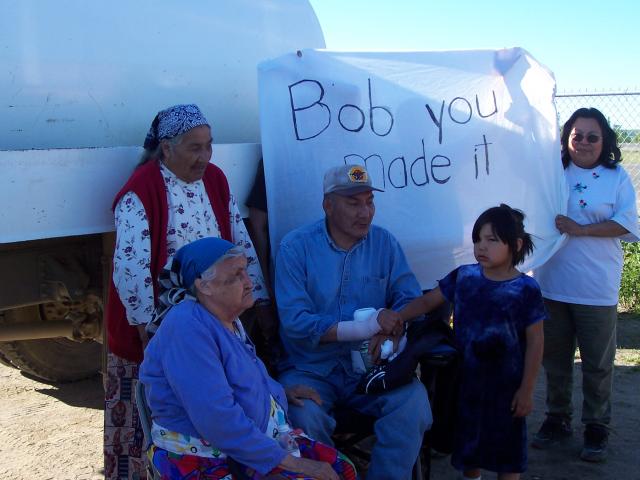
0, 366, 104, 480
428, 312, 640, 480
0, 314, 638, 480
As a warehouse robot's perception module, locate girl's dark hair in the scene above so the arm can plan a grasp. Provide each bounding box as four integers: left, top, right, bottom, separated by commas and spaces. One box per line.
560, 107, 621, 169
472, 204, 534, 266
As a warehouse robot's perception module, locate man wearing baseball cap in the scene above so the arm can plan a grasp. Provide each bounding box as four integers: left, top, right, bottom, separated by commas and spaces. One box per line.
275, 164, 431, 480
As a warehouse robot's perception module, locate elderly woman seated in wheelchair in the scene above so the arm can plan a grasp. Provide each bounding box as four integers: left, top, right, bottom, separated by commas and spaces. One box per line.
139, 237, 356, 480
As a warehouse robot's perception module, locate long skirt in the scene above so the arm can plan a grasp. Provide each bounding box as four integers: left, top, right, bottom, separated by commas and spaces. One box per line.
104, 352, 146, 480
149, 431, 357, 479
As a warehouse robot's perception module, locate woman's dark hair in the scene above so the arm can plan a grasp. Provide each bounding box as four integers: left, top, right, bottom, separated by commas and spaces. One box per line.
472, 204, 534, 266
560, 107, 621, 169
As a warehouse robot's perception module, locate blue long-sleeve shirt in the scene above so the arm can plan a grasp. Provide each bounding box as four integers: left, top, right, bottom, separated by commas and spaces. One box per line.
275, 219, 423, 377
139, 300, 288, 474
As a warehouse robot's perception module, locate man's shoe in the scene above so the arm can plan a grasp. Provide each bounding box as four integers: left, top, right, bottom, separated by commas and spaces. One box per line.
580, 424, 609, 463
531, 416, 572, 449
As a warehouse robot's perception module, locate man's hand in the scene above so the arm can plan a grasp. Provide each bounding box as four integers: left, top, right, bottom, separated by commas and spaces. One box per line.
368, 331, 402, 364
285, 384, 323, 407
376, 308, 403, 336
280, 456, 339, 480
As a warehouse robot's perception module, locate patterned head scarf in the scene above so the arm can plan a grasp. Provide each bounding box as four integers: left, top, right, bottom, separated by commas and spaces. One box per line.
146, 237, 240, 335
143, 104, 209, 151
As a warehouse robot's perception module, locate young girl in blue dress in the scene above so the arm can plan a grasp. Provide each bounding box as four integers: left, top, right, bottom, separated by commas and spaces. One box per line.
369, 204, 546, 480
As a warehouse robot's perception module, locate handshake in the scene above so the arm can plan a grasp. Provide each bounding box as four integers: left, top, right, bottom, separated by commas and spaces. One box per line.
374, 308, 404, 336
336, 307, 405, 364
369, 308, 406, 363
336, 307, 403, 341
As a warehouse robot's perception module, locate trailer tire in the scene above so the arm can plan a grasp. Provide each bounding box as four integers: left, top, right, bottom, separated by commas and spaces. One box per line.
0, 306, 101, 383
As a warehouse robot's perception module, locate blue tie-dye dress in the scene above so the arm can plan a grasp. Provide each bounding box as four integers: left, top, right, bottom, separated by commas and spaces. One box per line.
438, 263, 546, 474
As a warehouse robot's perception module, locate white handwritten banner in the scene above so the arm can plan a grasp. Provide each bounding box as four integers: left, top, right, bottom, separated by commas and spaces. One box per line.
258, 48, 567, 288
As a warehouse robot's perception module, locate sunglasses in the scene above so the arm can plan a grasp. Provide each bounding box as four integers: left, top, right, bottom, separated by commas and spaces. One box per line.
571, 133, 601, 144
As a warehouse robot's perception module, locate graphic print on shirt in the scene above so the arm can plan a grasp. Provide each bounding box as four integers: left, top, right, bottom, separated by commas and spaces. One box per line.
573, 182, 588, 193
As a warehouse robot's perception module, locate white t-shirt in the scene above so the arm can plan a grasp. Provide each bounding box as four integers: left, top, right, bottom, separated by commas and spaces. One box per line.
535, 162, 639, 306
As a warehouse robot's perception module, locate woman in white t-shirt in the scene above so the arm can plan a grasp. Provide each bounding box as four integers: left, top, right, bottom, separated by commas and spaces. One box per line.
532, 107, 639, 463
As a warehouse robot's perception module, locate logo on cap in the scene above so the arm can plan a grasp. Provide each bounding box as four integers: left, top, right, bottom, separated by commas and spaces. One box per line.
348, 166, 368, 183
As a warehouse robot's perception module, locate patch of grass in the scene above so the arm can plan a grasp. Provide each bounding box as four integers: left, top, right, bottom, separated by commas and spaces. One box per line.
616, 349, 640, 368
620, 242, 640, 314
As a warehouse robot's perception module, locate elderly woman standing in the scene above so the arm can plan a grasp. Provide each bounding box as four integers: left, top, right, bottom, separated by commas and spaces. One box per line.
140, 237, 356, 479
104, 104, 273, 479
533, 108, 638, 462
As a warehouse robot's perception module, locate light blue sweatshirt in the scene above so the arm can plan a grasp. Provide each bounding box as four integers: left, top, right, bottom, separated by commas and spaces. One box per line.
140, 300, 288, 474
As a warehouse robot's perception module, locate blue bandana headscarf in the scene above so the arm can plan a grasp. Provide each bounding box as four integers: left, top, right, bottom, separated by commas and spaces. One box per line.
173, 237, 236, 289
146, 237, 238, 335
143, 104, 209, 151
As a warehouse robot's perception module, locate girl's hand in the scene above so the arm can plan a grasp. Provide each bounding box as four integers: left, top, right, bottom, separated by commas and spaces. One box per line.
279, 455, 339, 480
377, 308, 403, 335
511, 387, 534, 417
555, 214, 583, 236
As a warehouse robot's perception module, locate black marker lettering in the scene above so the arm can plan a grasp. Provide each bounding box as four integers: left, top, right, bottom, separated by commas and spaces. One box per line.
388, 156, 408, 188
410, 139, 429, 186
476, 90, 498, 118
431, 155, 451, 184
368, 78, 394, 136
474, 134, 492, 178
288, 79, 331, 141
448, 97, 473, 124
338, 104, 365, 132
425, 100, 445, 144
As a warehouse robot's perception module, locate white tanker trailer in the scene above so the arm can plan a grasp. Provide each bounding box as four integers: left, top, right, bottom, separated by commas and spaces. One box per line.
0, 0, 325, 381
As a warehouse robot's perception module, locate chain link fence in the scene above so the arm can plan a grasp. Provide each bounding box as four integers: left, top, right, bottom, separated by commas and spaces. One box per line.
555, 91, 640, 210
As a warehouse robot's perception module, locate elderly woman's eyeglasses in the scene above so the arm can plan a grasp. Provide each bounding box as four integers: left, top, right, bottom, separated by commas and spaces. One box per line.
571, 133, 601, 144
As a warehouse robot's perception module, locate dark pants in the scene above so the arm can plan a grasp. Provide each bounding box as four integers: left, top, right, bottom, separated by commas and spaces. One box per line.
542, 299, 617, 426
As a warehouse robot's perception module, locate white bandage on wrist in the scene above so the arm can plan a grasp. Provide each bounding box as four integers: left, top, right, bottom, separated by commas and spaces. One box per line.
336, 308, 381, 342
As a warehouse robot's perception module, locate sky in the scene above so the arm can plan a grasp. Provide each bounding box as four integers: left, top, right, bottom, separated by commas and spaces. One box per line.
308, 0, 639, 93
